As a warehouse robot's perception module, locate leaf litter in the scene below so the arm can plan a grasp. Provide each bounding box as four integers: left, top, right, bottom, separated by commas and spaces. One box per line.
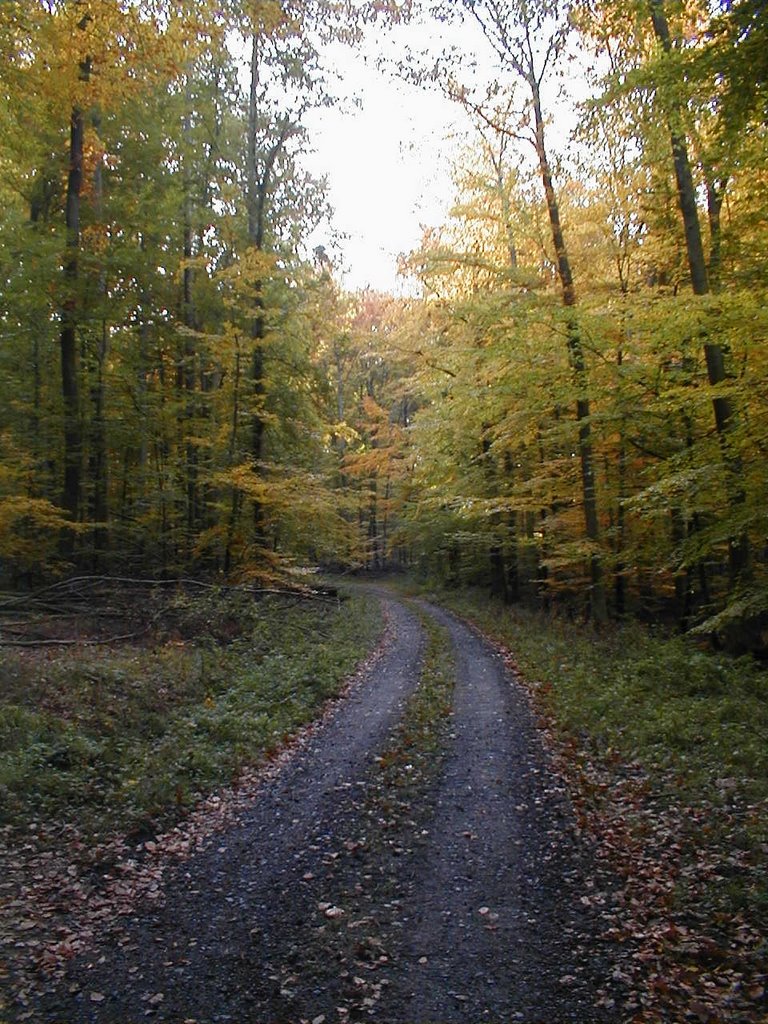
0, 622, 393, 1019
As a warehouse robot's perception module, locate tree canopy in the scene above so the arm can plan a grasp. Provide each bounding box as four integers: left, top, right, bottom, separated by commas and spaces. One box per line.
0, 0, 766, 645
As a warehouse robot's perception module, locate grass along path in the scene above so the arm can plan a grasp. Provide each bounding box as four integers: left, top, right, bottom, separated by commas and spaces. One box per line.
0, 588, 383, 844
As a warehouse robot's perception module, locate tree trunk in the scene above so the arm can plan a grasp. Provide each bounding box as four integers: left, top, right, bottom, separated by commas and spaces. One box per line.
182, 195, 199, 554
531, 82, 607, 620
89, 319, 108, 559
489, 143, 517, 271
89, 116, 108, 562
613, 411, 629, 618
245, 33, 285, 541
649, 0, 750, 584
224, 338, 243, 575
704, 172, 725, 293
60, 98, 86, 537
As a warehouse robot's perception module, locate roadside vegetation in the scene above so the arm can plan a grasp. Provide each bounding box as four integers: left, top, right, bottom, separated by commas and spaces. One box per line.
429, 587, 767, 1023
0, 585, 383, 846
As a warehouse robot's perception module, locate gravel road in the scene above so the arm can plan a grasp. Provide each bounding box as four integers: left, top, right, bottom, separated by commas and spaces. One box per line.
28, 593, 620, 1023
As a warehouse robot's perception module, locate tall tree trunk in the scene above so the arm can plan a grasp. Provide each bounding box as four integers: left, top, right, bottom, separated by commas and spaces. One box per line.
60, 97, 87, 537
89, 319, 108, 560
531, 83, 607, 620
649, 0, 749, 584
156, 343, 171, 574
246, 34, 274, 540
488, 142, 517, 271
182, 189, 199, 554
244, 36, 291, 541
135, 236, 152, 533
614, 406, 629, 618
89, 115, 108, 562
481, 428, 509, 601
224, 337, 243, 575
368, 476, 379, 570
704, 171, 725, 293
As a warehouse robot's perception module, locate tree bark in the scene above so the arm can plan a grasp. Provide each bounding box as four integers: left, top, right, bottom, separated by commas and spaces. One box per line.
245, 29, 293, 544
704, 173, 725, 293
181, 180, 199, 552
60, 98, 86, 534
224, 338, 243, 574
531, 82, 607, 620
649, 0, 750, 583
89, 113, 108, 562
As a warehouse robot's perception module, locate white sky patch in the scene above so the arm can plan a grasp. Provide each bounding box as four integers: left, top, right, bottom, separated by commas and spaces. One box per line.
304, 28, 472, 293
303, 15, 596, 293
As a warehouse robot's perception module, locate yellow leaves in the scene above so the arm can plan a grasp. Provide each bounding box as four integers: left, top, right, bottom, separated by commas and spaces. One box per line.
222, 246, 278, 286
210, 461, 353, 564
246, 1, 289, 36
324, 421, 360, 447
0, 496, 82, 575
5, 0, 209, 125
217, 462, 335, 522
82, 223, 109, 255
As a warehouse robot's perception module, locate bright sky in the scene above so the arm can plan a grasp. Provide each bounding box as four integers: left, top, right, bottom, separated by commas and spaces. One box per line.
303, 27, 472, 294
303, 15, 587, 294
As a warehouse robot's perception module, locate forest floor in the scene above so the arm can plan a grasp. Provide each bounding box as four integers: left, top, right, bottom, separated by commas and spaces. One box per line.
3, 590, 628, 1023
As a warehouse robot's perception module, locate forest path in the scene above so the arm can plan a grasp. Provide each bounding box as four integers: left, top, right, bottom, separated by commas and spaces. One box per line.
29, 591, 618, 1023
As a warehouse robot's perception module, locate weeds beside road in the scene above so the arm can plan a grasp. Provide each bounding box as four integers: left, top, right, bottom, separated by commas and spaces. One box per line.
0, 586, 382, 845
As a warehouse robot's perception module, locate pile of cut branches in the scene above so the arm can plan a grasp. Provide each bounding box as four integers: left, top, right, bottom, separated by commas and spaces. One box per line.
0, 574, 339, 647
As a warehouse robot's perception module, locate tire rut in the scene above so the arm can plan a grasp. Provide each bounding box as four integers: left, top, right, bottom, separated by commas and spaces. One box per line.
26, 592, 619, 1024
381, 601, 615, 1022
30, 597, 425, 1024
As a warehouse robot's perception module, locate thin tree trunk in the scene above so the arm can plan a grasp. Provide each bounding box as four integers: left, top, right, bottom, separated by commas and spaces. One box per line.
182, 205, 198, 553
179, 88, 200, 557
614, 443, 627, 618
704, 172, 725, 293
90, 319, 108, 558
368, 477, 379, 570
136, 239, 152, 524
60, 100, 86, 535
503, 453, 519, 602
246, 34, 269, 539
224, 338, 242, 575
531, 83, 607, 620
90, 116, 108, 562
489, 143, 517, 271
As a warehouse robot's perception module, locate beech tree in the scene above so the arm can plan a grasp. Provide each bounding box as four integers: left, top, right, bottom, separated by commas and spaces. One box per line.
575, 0, 768, 631
430, 0, 608, 617
0, 0, 765, 643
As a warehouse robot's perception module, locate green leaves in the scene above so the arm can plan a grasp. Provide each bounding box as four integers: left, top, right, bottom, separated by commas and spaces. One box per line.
0, 588, 383, 836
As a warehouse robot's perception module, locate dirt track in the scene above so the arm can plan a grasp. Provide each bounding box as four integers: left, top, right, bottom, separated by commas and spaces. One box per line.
26, 593, 621, 1023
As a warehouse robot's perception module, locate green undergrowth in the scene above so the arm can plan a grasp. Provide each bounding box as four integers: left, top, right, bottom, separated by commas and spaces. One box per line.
0, 589, 382, 844
422, 588, 768, 919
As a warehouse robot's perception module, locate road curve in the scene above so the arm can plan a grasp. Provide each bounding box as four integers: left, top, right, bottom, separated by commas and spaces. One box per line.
27, 592, 617, 1023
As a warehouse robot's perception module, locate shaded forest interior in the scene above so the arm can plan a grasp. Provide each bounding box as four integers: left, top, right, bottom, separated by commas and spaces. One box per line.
1, 0, 767, 650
